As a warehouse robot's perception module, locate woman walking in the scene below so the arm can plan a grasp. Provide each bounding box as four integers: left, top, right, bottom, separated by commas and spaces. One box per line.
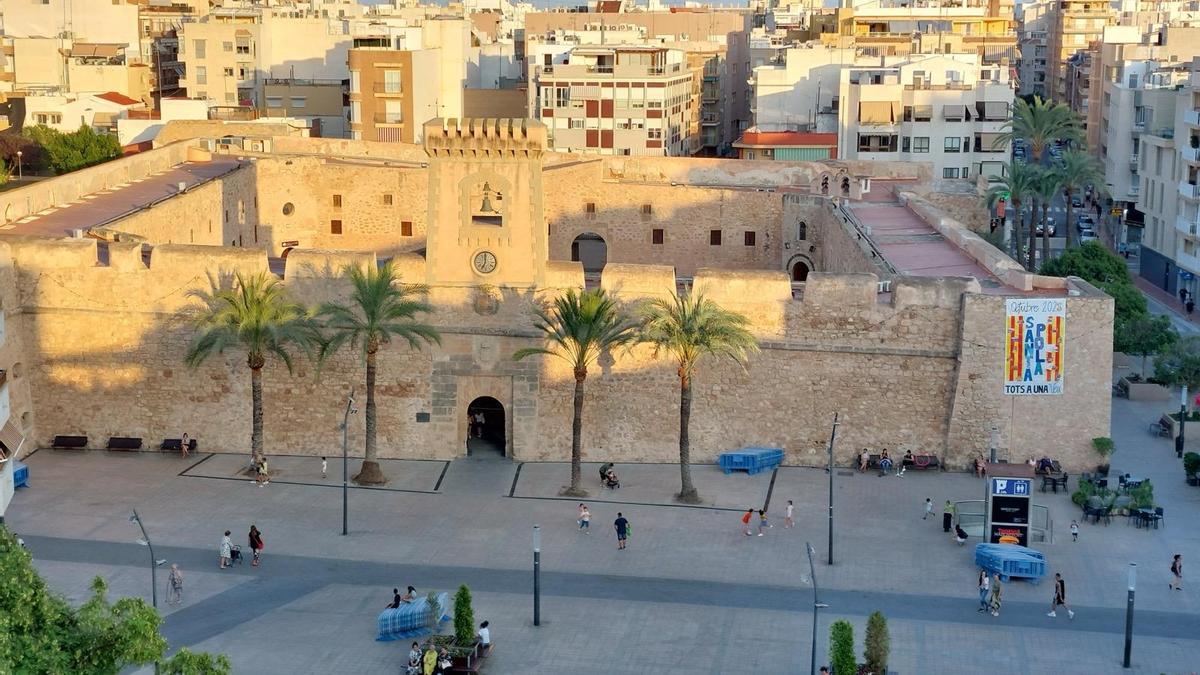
977, 569, 990, 612
219, 530, 232, 569
1170, 554, 1184, 590
167, 564, 184, 605
249, 525, 264, 567
988, 573, 1003, 617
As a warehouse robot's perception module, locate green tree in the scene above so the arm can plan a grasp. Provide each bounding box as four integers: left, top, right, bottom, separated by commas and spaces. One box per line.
0, 526, 227, 674
986, 161, 1037, 265
1155, 335, 1200, 395
1056, 150, 1105, 247
829, 619, 856, 675
318, 262, 439, 485
514, 288, 638, 496
1032, 166, 1063, 270
23, 124, 120, 175
1040, 242, 1146, 326
640, 291, 758, 503
863, 611, 890, 674
997, 96, 1081, 163
185, 272, 319, 465
160, 648, 232, 675
453, 585, 475, 647
1115, 314, 1177, 376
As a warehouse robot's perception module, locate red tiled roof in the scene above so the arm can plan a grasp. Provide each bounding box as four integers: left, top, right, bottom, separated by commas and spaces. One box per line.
596, 0, 622, 11
736, 131, 838, 147
95, 91, 141, 106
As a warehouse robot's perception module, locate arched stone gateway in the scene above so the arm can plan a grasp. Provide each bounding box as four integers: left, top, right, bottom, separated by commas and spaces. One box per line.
791, 259, 810, 282
467, 396, 506, 456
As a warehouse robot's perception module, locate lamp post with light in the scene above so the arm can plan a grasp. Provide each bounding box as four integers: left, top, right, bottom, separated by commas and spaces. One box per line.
128, 510, 166, 675
1123, 562, 1137, 668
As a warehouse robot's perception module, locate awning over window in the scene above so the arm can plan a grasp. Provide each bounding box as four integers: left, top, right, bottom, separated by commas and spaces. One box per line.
913, 104, 933, 119
67, 43, 123, 59
977, 132, 1007, 149
859, 100, 896, 124
0, 420, 25, 460
943, 104, 967, 120
983, 101, 1008, 119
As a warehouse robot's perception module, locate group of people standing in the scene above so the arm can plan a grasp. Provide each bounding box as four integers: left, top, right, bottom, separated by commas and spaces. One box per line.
739, 502, 795, 537
576, 503, 631, 549
218, 525, 265, 568
978, 570, 1074, 619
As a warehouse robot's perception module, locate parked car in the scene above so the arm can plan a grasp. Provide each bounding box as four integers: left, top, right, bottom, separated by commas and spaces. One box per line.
1035, 218, 1058, 237
1071, 196, 1083, 208
1080, 231, 1099, 243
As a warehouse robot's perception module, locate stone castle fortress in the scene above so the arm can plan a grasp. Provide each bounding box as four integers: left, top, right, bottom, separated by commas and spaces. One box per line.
0, 118, 1113, 470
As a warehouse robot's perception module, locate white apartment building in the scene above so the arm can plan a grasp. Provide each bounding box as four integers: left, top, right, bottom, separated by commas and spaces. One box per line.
1136, 59, 1200, 299
530, 45, 693, 156
1017, 0, 1052, 98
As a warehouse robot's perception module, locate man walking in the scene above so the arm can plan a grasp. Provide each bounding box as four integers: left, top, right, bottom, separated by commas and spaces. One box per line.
1170, 554, 1183, 590
923, 498, 933, 520
942, 500, 954, 533
977, 569, 990, 612
321, 456, 327, 479
614, 512, 629, 550
1047, 573, 1074, 619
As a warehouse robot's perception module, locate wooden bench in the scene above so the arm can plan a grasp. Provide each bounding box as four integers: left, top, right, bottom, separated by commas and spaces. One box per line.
51, 435, 87, 449
868, 454, 941, 471
106, 437, 143, 451
160, 438, 198, 453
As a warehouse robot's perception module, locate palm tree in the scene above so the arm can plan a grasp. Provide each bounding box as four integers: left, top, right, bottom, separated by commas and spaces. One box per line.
1057, 150, 1105, 247
514, 288, 638, 496
986, 161, 1037, 265
996, 96, 1082, 162
185, 272, 319, 466
640, 290, 758, 504
1030, 166, 1062, 269
318, 261, 440, 485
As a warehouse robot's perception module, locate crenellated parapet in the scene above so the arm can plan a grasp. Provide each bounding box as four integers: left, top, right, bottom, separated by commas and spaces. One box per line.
423, 118, 546, 159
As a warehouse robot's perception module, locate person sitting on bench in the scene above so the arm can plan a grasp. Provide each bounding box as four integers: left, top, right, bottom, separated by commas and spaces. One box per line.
859, 448, 870, 472
974, 456, 987, 478
878, 449, 892, 475
1037, 457, 1054, 474
899, 450, 915, 475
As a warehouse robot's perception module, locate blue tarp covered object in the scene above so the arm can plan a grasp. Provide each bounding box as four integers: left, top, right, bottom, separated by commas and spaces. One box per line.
376, 592, 450, 642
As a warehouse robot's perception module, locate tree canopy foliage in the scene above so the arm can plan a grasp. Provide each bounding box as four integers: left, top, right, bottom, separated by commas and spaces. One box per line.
22, 124, 121, 175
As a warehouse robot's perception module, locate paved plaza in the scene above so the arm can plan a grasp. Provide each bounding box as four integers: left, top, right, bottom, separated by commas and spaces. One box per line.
6, 386, 1200, 674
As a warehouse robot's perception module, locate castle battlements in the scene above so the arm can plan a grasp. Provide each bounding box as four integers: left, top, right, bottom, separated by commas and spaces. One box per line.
423, 118, 547, 158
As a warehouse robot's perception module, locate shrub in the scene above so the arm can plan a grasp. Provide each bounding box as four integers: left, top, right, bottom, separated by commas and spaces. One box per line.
1091, 437, 1114, 460
453, 585, 475, 647
22, 124, 120, 175
1128, 479, 1154, 509
1183, 452, 1200, 478
830, 620, 856, 675
426, 592, 442, 631
863, 611, 890, 674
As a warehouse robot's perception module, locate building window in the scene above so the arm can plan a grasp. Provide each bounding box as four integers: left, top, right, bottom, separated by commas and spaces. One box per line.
641, 204, 652, 221
652, 228, 664, 244
962, 167, 970, 179
34, 113, 62, 125
195, 66, 207, 85
223, 41, 233, 52
944, 137, 960, 153
236, 37, 251, 54
266, 96, 283, 108
401, 221, 413, 236
943, 167, 960, 179
330, 219, 343, 234
282, 202, 294, 216
585, 202, 596, 213
797, 220, 807, 240
648, 128, 662, 139
333, 194, 342, 208
913, 137, 930, 153
193, 39, 205, 58
383, 194, 393, 205
289, 96, 306, 109
223, 67, 234, 77
383, 70, 402, 94
710, 229, 722, 246
902, 136, 911, 152
744, 231, 757, 246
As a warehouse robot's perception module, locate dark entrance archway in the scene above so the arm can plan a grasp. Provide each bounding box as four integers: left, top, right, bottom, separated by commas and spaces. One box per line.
467, 396, 506, 456
571, 232, 608, 273
791, 260, 810, 281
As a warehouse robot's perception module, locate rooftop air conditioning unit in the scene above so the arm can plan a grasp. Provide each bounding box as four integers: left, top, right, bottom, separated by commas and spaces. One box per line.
70, 228, 85, 239
177, 181, 187, 193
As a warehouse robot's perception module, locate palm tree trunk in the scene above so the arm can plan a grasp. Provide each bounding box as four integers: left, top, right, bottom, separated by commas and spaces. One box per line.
561, 367, 587, 497
251, 365, 263, 464
1011, 200, 1023, 261
355, 348, 386, 485
1040, 202, 1051, 269
1027, 198, 1039, 270
677, 371, 700, 504
1065, 189, 1076, 248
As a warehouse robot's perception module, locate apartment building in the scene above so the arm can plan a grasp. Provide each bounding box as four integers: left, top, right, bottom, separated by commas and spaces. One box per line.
177, 9, 262, 106
819, 0, 1018, 66
1046, 0, 1113, 104
347, 20, 468, 144
1017, 0, 1052, 97
531, 45, 693, 156
137, 1, 205, 104
838, 53, 1014, 181
524, 10, 752, 155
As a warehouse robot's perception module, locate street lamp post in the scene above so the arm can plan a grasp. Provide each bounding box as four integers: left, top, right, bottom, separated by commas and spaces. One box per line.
16, 150, 22, 181
1123, 562, 1137, 668
826, 413, 839, 566
341, 388, 356, 536
129, 510, 165, 675
806, 542, 829, 675
533, 524, 541, 627
1176, 386, 1187, 459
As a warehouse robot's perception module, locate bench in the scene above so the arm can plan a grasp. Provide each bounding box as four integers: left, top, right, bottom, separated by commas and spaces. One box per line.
446, 642, 494, 674
160, 438, 198, 453
106, 437, 143, 451
51, 435, 87, 449
867, 453, 940, 472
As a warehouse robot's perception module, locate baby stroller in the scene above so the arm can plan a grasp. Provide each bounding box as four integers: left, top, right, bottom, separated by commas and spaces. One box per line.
229, 544, 244, 565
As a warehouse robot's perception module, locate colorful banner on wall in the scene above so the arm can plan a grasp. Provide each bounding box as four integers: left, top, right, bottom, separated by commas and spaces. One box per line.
1004, 298, 1065, 395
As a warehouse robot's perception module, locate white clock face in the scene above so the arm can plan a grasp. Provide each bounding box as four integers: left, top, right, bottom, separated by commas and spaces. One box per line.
473, 250, 497, 274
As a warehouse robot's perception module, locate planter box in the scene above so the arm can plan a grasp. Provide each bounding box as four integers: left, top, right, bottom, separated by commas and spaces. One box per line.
1124, 380, 1170, 401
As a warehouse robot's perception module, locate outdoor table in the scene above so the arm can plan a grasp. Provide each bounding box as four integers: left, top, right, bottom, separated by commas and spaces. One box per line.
1123, 476, 1145, 491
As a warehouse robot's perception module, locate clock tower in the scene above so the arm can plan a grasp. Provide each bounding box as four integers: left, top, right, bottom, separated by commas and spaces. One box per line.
423, 118, 549, 287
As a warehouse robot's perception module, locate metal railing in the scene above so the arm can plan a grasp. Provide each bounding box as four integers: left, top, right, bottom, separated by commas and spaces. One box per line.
373, 83, 404, 94
374, 113, 404, 124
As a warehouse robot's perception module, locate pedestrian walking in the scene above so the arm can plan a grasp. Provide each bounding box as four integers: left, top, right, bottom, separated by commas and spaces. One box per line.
1188, 299, 1195, 316
219, 530, 232, 569
988, 573, 1003, 617
923, 498, 933, 520
977, 569, 990, 612
1170, 554, 1184, 590
1181, 288, 1189, 305
248, 525, 264, 567
1070, 520, 1079, 542
614, 512, 629, 550
942, 500, 954, 533
180, 432, 190, 459
321, 456, 327, 478
785, 500, 795, 528
741, 508, 754, 536
578, 503, 591, 533
1047, 573, 1074, 619
757, 509, 769, 536
167, 564, 184, 605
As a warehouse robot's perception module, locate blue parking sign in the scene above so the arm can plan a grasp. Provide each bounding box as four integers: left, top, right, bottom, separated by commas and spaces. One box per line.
991, 478, 1031, 496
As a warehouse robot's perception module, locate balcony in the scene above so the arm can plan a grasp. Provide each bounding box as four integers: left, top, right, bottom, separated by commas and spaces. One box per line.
1180, 181, 1200, 200
374, 113, 404, 124
1130, 155, 1139, 170
1131, 120, 1145, 133
373, 83, 404, 95
1183, 146, 1200, 164
1176, 214, 1200, 237
1185, 109, 1200, 127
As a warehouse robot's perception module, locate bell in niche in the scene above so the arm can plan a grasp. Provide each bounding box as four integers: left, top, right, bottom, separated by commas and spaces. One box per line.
478, 182, 497, 214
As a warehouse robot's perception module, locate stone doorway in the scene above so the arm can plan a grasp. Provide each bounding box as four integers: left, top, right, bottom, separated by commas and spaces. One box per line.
791, 259, 810, 281
467, 396, 506, 456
